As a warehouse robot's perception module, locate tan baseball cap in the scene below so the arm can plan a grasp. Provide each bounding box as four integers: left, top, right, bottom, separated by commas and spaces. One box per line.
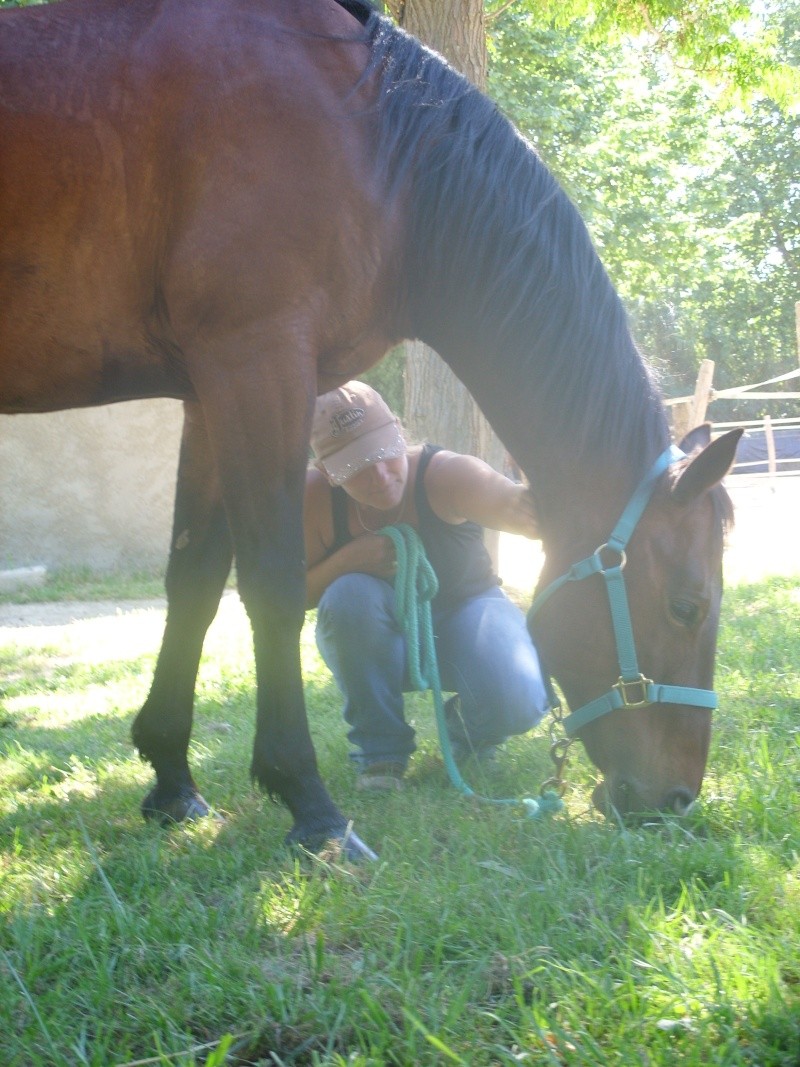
311, 381, 406, 486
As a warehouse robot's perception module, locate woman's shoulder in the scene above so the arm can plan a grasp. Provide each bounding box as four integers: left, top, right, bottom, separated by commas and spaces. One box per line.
423, 448, 482, 483
305, 466, 335, 523
306, 464, 332, 496
422, 449, 503, 525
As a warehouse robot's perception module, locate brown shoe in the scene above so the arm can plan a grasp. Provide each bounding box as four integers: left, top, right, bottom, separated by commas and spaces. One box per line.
356, 761, 406, 792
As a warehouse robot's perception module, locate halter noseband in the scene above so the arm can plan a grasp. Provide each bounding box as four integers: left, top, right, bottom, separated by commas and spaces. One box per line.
528, 444, 718, 737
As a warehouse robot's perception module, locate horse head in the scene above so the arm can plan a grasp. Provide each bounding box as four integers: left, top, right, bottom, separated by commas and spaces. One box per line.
529, 426, 742, 819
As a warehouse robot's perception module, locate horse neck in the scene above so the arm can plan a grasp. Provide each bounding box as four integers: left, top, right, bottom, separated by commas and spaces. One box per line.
531, 457, 642, 560
433, 339, 669, 559
367, 8, 671, 518
402, 153, 671, 506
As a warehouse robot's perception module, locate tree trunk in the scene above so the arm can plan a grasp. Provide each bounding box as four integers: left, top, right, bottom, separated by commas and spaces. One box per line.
400, 0, 487, 86
398, 0, 505, 476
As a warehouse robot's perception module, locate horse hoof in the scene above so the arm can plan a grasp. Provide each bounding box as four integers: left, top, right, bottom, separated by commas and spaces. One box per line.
284, 824, 378, 862
339, 827, 379, 862
141, 787, 210, 826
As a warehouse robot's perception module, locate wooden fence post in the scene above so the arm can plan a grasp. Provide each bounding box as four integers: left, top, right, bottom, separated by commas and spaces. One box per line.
691, 359, 715, 427
672, 360, 715, 442
672, 400, 692, 443
764, 414, 776, 483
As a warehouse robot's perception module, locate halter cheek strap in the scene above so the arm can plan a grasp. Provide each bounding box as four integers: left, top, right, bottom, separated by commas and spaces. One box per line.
528, 444, 718, 737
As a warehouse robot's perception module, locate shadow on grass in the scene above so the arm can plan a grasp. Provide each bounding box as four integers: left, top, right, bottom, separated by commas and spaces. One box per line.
0, 653, 368, 849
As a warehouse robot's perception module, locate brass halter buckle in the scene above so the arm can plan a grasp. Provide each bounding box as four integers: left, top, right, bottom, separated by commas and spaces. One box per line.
613, 675, 653, 708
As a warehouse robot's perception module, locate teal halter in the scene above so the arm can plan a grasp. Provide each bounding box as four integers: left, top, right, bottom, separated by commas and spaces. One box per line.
527, 444, 718, 737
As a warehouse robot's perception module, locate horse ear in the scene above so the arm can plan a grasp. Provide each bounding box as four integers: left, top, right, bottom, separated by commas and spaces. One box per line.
672, 428, 744, 505
678, 423, 712, 453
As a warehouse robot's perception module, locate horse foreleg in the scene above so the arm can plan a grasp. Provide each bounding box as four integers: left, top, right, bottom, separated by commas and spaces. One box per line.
237, 503, 376, 859
132, 403, 233, 824
196, 373, 376, 860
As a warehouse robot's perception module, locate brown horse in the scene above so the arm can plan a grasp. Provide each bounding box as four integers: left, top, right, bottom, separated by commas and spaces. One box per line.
0, 0, 741, 856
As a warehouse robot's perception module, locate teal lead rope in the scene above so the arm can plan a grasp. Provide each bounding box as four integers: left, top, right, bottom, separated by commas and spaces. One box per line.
380, 524, 563, 819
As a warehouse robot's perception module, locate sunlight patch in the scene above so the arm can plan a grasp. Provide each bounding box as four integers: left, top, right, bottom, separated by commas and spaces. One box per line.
4, 687, 129, 728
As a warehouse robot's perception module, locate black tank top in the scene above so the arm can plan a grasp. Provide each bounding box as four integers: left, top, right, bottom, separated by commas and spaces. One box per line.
329, 444, 499, 610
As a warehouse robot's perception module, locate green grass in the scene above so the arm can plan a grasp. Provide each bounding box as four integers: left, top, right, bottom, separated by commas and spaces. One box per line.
0, 565, 241, 605
1, 573, 798, 1065
0, 565, 167, 605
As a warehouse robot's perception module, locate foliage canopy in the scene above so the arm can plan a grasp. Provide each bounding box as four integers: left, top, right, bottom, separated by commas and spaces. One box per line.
488, 0, 799, 415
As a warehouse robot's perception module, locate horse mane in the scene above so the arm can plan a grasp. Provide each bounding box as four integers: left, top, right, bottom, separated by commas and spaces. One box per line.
351, 3, 670, 474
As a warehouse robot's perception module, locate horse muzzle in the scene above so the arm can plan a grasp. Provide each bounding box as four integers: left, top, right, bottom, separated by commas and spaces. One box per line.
592, 777, 697, 820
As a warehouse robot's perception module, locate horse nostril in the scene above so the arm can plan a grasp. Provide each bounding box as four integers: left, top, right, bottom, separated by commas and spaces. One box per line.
664, 788, 695, 816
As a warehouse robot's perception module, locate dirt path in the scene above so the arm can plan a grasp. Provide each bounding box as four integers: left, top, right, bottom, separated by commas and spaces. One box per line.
0, 598, 166, 629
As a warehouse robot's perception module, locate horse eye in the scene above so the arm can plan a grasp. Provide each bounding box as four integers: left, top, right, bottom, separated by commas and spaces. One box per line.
670, 598, 699, 626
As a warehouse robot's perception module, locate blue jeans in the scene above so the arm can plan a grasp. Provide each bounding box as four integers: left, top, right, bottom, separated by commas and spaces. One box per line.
315, 573, 549, 769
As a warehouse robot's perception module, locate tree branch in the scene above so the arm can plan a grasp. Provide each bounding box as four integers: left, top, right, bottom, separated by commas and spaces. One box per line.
384, 0, 405, 24
486, 0, 522, 25
732, 146, 799, 276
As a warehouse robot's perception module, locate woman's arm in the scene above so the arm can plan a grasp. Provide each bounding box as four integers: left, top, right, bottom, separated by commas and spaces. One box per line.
423, 451, 540, 538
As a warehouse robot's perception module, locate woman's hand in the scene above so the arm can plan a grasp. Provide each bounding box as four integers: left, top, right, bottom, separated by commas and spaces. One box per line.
342, 532, 398, 580
305, 532, 397, 607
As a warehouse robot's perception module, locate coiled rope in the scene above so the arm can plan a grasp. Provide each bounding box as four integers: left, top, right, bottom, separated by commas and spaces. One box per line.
380, 523, 563, 818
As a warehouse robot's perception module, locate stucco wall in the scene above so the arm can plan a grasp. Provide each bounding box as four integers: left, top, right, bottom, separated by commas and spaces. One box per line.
0, 400, 183, 571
